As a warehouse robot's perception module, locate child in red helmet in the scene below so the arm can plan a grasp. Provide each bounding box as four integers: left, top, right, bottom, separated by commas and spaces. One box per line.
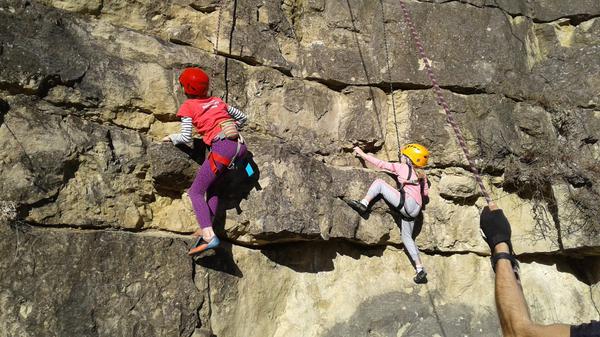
163, 67, 248, 255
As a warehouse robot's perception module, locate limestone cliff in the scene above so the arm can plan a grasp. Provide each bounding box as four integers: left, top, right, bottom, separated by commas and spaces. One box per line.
0, 0, 599, 336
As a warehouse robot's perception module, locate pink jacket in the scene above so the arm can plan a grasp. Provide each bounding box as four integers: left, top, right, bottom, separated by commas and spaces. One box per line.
361, 152, 429, 205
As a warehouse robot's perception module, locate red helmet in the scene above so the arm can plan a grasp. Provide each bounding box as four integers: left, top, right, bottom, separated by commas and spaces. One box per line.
179, 67, 209, 97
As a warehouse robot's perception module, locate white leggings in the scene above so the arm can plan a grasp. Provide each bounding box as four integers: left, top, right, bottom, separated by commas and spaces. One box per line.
364, 179, 422, 263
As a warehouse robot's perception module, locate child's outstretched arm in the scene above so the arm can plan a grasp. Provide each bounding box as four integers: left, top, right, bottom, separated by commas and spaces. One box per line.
353, 147, 419, 184
163, 117, 193, 145
353, 147, 396, 173
227, 105, 248, 128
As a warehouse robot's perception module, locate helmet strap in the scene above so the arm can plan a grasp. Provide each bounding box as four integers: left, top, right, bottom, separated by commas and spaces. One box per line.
402, 154, 415, 167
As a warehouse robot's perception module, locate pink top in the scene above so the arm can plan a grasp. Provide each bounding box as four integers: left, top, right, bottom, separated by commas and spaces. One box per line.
361, 152, 429, 205
177, 97, 231, 146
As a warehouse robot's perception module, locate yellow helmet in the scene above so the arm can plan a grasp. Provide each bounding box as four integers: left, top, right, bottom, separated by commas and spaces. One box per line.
401, 143, 429, 167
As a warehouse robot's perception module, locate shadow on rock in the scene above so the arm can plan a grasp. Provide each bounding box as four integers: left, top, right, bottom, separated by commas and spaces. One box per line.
193, 241, 243, 278
321, 290, 500, 337
149, 140, 207, 198
519, 254, 600, 286
261, 240, 386, 273
0, 98, 9, 126
176, 138, 208, 165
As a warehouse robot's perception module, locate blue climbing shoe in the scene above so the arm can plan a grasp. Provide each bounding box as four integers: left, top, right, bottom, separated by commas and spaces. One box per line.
188, 236, 221, 255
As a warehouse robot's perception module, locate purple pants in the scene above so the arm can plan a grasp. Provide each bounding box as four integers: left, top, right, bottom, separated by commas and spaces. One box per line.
189, 139, 247, 229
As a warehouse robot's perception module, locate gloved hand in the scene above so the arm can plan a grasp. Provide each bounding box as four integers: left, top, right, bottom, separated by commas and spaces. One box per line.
480, 206, 513, 253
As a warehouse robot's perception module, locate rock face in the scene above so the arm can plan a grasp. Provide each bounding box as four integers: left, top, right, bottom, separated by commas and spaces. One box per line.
0, 0, 599, 336
0, 225, 202, 337
2, 224, 598, 337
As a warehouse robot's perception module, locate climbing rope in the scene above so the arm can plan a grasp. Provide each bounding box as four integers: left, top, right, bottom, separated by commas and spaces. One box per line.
211, 0, 236, 103
212, 0, 224, 98
379, 0, 402, 161
397, 1, 493, 205
525, 0, 535, 22
224, 0, 238, 103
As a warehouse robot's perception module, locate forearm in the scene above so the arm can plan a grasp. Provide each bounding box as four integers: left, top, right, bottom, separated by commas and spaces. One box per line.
357, 151, 395, 172
227, 106, 247, 127
169, 117, 193, 145
494, 243, 571, 337
495, 254, 530, 336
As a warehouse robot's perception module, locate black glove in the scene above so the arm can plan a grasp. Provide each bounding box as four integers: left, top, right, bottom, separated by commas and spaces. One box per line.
480, 206, 513, 253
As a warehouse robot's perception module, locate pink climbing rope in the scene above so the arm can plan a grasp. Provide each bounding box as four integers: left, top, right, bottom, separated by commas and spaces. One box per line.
397, 1, 493, 205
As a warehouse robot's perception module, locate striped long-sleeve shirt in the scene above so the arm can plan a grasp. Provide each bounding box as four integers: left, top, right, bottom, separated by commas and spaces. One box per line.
227, 106, 247, 127
169, 105, 247, 145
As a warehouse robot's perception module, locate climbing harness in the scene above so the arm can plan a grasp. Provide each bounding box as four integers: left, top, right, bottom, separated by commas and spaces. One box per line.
207, 136, 244, 174
394, 1, 493, 205
395, 165, 411, 214
207, 146, 234, 174
395, 162, 425, 221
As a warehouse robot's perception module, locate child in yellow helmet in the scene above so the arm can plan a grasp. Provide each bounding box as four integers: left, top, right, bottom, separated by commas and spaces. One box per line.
347, 143, 430, 284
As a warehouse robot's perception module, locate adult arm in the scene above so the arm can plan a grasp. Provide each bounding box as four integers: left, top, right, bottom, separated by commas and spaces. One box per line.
482, 207, 571, 337
493, 242, 571, 337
